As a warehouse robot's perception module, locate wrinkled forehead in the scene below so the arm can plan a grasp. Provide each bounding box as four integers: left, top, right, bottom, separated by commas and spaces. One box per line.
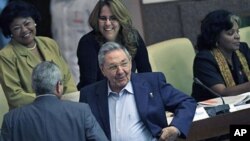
103, 49, 129, 64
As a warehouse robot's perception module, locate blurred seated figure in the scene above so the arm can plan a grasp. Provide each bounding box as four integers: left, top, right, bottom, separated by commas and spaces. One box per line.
50, 0, 98, 83
0, 1, 77, 110
1, 61, 108, 141
192, 9, 250, 101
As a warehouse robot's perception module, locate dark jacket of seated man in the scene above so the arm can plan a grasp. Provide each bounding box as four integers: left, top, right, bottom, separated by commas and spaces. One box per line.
79, 41, 197, 141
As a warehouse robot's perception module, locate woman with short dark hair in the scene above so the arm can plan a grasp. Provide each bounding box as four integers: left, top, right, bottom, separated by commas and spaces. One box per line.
192, 9, 250, 101
0, 1, 77, 110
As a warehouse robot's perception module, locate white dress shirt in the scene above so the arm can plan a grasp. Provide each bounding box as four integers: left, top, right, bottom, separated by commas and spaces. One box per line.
108, 81, 157, 141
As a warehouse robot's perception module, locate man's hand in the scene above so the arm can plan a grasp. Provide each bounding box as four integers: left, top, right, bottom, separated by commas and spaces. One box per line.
159, 126, 180, 141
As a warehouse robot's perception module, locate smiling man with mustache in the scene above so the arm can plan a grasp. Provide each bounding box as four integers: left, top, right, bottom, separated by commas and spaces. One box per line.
80, 42, 196, 141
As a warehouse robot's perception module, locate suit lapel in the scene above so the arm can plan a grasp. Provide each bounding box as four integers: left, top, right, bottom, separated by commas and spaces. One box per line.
131, 73, 150, 120
11, 40, 37, 68
36, 39, 52, 61
95, 75, 151, 138
95, 80, 111, 139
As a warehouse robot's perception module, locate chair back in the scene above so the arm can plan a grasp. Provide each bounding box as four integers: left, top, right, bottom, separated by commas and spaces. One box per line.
0, 84, 8, 128
239, 26, 250, 46
147, 38, 195, 95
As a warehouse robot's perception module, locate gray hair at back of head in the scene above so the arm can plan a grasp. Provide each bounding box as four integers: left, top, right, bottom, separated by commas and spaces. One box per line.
98, 42, 131, 66
32, 61, 62, 95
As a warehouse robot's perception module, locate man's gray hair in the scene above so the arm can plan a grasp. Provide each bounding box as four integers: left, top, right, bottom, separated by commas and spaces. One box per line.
98, 42, 131, 66
32, 61, 62, 95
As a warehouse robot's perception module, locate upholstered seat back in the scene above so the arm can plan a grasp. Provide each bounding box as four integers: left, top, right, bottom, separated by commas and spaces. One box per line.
0, 84, 8, 128
239, 26, 250, 46
147, 38, 195, 95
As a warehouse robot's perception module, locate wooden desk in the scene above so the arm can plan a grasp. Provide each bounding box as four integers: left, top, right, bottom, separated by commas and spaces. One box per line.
177, 108, 250, 141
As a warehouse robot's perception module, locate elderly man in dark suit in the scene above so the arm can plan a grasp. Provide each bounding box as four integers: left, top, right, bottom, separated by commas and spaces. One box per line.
80, 42, 197, 141
1, 61, 108, 141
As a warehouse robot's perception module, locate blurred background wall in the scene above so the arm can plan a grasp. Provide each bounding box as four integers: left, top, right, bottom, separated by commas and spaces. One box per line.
139, 0, 250, 46
4, 0, 250, 47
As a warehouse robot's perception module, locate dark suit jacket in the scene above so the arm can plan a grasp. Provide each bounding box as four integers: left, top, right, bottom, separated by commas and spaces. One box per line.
80, 72, 196, 140
1, 96, 108, 141
76, 30, 152, 90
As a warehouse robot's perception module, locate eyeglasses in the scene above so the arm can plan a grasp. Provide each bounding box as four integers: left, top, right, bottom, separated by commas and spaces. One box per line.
105, 60, 130, 72
98, 16, 118, 23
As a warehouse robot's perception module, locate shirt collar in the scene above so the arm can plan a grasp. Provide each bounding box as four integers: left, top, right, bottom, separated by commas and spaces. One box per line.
108, 81, 133, 96
36, 94, 57, 99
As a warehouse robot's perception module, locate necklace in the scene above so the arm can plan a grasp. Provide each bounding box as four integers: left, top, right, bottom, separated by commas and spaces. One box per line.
28, 43, 37, 50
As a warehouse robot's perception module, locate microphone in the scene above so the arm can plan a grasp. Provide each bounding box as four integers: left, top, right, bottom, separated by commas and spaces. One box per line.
193, 77, 230, 116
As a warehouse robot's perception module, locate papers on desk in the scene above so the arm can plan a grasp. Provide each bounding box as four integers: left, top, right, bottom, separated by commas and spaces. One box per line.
194, 92, 250, 121
193, 107, 209, 121
198, 92, 250, 107
166, 107, 210, 122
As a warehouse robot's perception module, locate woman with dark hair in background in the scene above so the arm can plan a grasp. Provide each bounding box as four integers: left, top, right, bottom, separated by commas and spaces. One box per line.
192, 9, 250, 101
77, 0, 151, 90
0, 1, 77, 110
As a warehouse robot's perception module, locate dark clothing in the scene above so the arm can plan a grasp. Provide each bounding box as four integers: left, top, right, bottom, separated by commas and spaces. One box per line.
192, 42, 250, 101
1, 96, 108, 141
80, 72, 196, 140
76, 30, 152, 90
